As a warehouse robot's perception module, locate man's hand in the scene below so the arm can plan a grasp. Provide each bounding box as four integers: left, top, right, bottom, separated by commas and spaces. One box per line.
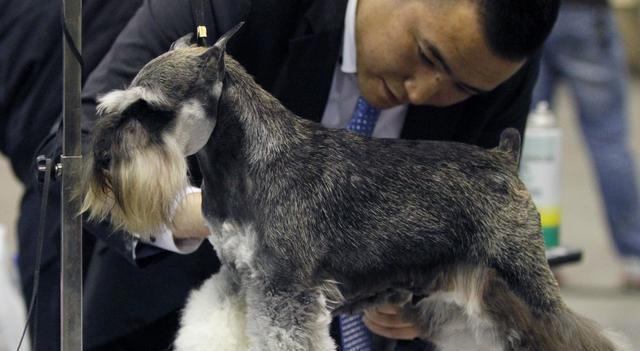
363, 304, 420, 340
171, 191, 210, 239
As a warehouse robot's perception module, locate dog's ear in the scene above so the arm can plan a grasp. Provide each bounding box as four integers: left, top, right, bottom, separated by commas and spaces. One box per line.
197, 22, 244, 104
497, 128, 522, 170
213, 21, 244, 52
170, 33, 195, 51
200, 22, 244, 79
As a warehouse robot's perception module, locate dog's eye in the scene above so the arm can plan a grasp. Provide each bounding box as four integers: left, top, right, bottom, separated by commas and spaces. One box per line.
96, 151, 112, 170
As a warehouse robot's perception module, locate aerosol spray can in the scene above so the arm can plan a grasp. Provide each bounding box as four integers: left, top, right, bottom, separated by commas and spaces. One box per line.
520, 101, 562, 248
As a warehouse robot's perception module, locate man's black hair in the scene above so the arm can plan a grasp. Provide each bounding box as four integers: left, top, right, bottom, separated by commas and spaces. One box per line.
476, 0, 560, 61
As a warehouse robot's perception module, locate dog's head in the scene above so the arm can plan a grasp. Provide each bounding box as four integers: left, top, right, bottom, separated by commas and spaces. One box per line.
81, 23, 242, 238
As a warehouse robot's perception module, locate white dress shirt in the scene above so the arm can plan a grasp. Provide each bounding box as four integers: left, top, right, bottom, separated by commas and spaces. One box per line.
320, 0, 408, 138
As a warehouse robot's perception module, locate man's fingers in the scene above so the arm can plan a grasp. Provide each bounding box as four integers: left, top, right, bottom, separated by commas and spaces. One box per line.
362, 315, 420, 340
362, 304, 421, 340
363, 308, 413, 328
374, 304, 403, 315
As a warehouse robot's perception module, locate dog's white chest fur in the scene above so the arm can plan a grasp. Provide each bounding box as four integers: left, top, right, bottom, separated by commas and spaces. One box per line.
209, 220, 258, 274
174, 220, 257, 351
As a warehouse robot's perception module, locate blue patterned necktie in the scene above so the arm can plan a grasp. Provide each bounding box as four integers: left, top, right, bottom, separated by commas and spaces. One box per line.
339, 96, 380, 351
345, 96, 381, 137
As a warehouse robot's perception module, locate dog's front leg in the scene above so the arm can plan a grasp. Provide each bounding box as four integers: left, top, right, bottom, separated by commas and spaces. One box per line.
174, 265, 249, 351
244, 281, 336, 351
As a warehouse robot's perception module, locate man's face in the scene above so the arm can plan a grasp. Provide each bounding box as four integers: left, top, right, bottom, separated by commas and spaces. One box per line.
356, 0, 525, 109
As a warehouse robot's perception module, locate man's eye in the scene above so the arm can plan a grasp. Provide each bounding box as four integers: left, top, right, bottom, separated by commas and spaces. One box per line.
454, 84, 470, 95
419, 50, 435, 67
454, 83, 476, 96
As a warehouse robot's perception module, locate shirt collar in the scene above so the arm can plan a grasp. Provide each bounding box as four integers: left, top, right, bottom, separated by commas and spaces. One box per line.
341, 0, 358, 74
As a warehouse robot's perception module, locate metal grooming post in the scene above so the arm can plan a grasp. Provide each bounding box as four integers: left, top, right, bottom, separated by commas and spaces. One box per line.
61, 0, 83, 349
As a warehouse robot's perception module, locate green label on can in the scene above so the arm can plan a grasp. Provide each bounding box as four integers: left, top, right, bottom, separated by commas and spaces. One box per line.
542, 226, 559, 248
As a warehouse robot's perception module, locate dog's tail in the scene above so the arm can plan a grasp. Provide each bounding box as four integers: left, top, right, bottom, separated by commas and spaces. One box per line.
539, 307, 632, 351
469, 265, 631, 350
488, 243, 630, 350
496, 128, 521, 170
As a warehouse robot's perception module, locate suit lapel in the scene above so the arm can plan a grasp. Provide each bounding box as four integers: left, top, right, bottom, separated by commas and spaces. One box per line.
271, 0, 347, 122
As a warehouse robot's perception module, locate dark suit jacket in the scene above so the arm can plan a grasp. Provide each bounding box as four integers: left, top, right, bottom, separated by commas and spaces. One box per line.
37, 0, 540, 347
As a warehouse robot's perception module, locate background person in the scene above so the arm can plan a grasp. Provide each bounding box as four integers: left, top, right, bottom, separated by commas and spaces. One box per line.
531, 0, 640, 289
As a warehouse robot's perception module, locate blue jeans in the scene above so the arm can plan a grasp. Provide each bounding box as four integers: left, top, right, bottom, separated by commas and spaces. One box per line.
532, 4, 640, 258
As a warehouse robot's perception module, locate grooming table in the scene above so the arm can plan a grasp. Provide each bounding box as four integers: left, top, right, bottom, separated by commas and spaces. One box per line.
546, 245, 583, 267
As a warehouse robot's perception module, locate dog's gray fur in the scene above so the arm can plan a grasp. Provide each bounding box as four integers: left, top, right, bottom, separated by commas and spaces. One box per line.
82, 25, 629, 351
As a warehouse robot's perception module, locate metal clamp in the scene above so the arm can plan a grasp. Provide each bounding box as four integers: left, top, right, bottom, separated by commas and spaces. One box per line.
36, 155, 63, 183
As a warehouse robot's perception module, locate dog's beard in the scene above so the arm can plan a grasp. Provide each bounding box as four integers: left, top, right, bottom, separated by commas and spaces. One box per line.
82, 133, 189, 240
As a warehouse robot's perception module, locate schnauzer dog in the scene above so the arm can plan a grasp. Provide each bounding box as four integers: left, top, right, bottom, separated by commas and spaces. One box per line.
82, 24, 629, 351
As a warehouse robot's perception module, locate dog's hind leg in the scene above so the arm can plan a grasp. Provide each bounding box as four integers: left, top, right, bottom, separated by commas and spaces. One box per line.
244, 281, 336, 351
401, 266, 508, 351
403, 292, 472, 350
405, 265, 628, 351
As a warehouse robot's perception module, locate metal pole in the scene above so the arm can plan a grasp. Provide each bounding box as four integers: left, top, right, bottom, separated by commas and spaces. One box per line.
61, 0, 83, 349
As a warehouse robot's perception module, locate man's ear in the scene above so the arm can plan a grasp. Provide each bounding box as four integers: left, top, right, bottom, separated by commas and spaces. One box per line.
170, 33, 195, 51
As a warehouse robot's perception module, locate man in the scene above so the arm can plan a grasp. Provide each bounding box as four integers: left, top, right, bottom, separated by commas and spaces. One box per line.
40, 0, 559, 349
